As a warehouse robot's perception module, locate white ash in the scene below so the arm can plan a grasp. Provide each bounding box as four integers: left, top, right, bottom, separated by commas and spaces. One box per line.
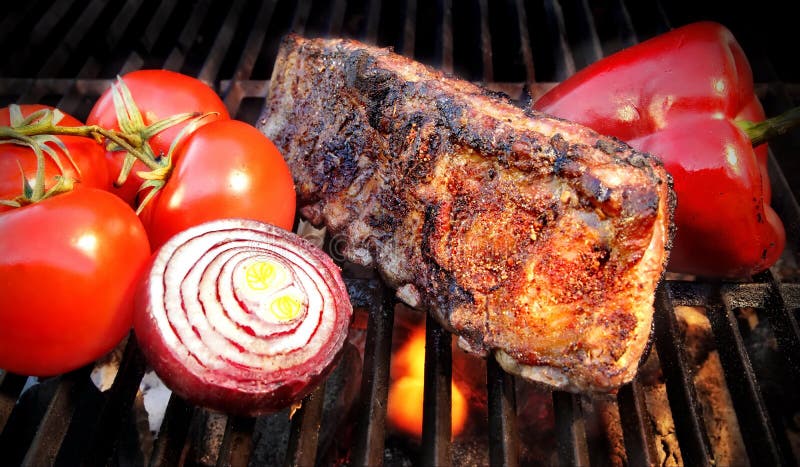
140, 370, 172, 434
90, 336, 127, 392
296, 218, 326, 249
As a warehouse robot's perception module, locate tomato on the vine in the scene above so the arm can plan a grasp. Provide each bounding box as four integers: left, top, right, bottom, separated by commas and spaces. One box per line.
0, 188, 151, 376
86, 70, 231, 205
0, 105, 109, 211
138, 119, 296, 250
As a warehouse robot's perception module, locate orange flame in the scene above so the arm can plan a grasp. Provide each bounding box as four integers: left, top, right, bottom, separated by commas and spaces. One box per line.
386, 326, 468, 438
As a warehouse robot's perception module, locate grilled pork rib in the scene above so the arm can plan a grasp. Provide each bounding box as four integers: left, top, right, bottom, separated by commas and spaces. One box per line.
258, 34, 674, 393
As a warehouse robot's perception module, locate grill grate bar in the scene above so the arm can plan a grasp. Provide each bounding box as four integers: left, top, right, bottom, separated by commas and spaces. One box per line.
769, 149, 800, 259
400, 0, 417, 57
617, 379, 657, 466
215, 415, 256, 467
594, 0, 638, 56
514, 0, 536, 83
22, 367, 93, 466
54, 76, 98, 117
221, 0, 279, 117
117, 52, 146, 82
653, 0, 672, 30
620, 0, 670, 41
0, 372, 28, 434
542, 0, 577, 81
477, 0, 493, 82
16, 0, 106, 104
104, 0, 148, 61
654, 283, 715, 465
487, 357, 520, 467
762, 270, 800, 390
46, 0, 152, 114
421, 314, 453, 466
233, 0, 278, 82
149, 394, 195, 467
553, 391, 590, 467
351, 281, 394, 466
762, 75, 800, 239
324, 0, 348, 38
3, 0, 77, 76
708, 291, 790, 466
439, 0, 454, 74
163, 0, 214, 72
196, 0, 249, 85
35, 0, 109, 79
290, 0, 314, 37
664, 280, 800, 309
362, 0, 383, 46
557, 0, 603, 71
58, 79, 111, 120
0, 0, 53, 50
141, 0, 180, 53
284, 384, 325, 467
77, 336, 148, 466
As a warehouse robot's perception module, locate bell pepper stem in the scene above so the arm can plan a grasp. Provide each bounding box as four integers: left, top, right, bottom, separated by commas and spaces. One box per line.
738, 105, 800, 147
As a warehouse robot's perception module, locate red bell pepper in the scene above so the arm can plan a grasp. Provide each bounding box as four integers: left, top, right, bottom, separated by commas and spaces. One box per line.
533, 21, 787, 278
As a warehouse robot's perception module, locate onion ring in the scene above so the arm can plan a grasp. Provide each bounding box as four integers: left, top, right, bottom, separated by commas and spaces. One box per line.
134, 218, 352, 416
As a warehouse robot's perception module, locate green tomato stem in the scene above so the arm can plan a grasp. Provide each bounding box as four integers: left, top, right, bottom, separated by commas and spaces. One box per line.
0, 98, 211, 208
3, 123, 162, 171
30, 136, 46, 200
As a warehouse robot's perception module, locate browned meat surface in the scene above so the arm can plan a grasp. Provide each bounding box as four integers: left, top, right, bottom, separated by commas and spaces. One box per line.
258, 34, 674, 392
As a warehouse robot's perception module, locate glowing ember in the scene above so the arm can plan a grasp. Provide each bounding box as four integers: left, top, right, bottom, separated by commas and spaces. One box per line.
387, 326, 468, 438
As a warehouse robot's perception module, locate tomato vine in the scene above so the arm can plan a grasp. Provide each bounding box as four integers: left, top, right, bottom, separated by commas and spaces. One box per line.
0, 77, 213, 210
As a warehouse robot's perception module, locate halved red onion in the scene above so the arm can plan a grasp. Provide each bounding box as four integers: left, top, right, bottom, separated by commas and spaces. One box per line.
134, 218, 352, 416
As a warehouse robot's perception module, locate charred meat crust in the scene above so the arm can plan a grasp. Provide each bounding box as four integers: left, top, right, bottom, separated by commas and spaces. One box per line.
259, 34, 675, 393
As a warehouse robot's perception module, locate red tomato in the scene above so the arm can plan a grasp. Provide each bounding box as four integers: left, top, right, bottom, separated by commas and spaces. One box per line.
0, 188, 151, 376
86, 70, 231, 205
0, 105, 109, 212
139, 119, 296, 250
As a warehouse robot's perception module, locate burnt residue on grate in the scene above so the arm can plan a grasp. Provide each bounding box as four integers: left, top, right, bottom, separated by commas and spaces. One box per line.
1, 0, 800, 466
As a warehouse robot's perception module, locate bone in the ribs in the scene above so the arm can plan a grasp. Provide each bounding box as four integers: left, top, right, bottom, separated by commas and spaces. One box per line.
258, 34, 674, 393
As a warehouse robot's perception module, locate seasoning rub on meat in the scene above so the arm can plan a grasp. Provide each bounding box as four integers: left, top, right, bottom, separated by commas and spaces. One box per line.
258, 34, 675, 393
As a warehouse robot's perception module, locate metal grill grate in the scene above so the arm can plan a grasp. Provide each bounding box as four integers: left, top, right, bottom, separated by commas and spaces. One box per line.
1, 1, 799, 465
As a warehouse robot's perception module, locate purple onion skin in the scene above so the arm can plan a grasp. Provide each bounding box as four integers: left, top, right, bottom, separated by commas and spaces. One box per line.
133, 218, 353, 417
